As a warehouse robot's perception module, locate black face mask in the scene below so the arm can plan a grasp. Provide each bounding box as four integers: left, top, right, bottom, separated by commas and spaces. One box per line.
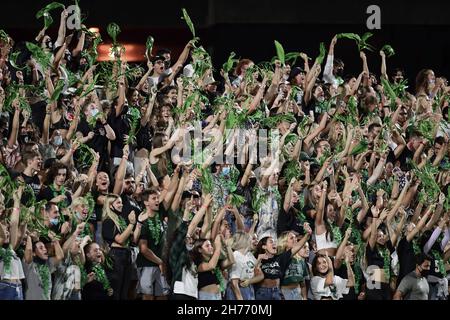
335, 68, 344, 77
419, 266, 430, 278
164, 60, 171, 69
33, 256, 47, 265
19, 133, 31, 144
111, 206, 121, 215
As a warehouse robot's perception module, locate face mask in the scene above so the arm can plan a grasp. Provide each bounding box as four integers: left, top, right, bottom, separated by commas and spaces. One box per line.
90, 108, 99, 117
50, 218, 59, 226
185, 243, 194, 251
335, 68, 344, 77
419, 266, 430, 278
221, 167, 230, 176
19, 134, 30, 144
317, 96, 325, 103
76, 211, 84, 220
164, 60, 171, 69
111, 206, 121, 215
53, 136, 63, 146
428, 79, 435, 85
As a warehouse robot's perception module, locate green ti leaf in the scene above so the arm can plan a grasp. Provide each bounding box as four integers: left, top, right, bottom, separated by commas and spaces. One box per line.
36, 2, 65, 29
50, 79, 65, 102
107, 23, 121, 45
181, 8, 196, 38
26, 42, 52, 71
222, 52, 237, 74
146, 36, 154, 57
381, 44, 395, 58
274, 40, 285, 65
380, 77, 397, 109
315, 42, 326, 65
229, 194, 245, 207
0, 30, 10, 43
350, 139, 369, 156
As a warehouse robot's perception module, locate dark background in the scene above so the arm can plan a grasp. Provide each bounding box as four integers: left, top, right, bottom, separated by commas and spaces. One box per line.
2, 0, 450, 87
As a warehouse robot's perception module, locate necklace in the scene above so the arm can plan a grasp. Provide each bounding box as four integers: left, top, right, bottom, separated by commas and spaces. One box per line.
92, 264, 111, 291
36, 263, 51, 299
0, 247, 13, 274
147, 212, 162, 246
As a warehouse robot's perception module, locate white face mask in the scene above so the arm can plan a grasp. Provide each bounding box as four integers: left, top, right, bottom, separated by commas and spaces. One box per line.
90, 108, 99, 117
317, 96, 325, 103
53, 136, 63, 146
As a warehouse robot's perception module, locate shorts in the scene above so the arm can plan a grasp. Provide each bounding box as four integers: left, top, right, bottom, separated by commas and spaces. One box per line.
137, 267, 170, 296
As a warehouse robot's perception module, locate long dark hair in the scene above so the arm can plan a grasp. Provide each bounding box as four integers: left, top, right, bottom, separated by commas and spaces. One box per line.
415, 69, 433, 95
191, 238, 209, 266
312, 254, 330, 276
43, 162, 71, 186
255, 236, 271, 258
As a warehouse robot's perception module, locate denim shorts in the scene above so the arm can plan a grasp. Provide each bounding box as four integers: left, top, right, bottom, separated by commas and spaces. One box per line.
198, 291, 222, 300
281, 286, 302, 300
255, 286, 281, 300
225, 284, 255, 300
0, 281, 23, 300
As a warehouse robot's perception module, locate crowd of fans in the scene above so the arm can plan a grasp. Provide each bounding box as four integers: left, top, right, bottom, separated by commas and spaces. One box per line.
0, 3, 449, 300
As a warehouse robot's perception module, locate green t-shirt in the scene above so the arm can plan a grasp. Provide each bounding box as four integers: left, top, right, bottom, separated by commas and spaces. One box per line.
281, 257, 309, 286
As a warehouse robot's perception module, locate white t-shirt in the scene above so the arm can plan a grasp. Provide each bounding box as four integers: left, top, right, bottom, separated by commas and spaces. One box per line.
173, 265, 198, 299
229, 251, 256, 281
310, 275, 349, 300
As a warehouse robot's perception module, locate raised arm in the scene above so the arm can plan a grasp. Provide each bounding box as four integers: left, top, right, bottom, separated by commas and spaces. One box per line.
335, 228, 352, 270
291, 224, 312, 257
10, 186, 24, 250
54, 9, 68, 48
198, 235, 222, 272
211, 207, 227, 241
380, 50, 387, 80
322, 35, 337, 84
368, 206, 380, 250
7, 101, 21, 148
304, 112, 328, 148
407, 206, 432, 242
187, 194, 213, 237
170, 169, 189, 212
113, 145, 129, 195
114, 211, 136, 246
72, 29, 85, 58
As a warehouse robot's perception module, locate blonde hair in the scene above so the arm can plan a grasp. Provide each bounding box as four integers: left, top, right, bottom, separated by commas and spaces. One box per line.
71, 197, 88, 211
102, 194, 123, 231
277, 231, 294, 254
232, 232, 251, 252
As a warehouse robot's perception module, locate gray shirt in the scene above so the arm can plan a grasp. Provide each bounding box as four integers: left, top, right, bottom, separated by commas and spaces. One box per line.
397, 271, 429, 300
22, 258, 57, 300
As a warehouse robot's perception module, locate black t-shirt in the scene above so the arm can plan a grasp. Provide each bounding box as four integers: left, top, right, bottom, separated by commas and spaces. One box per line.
429, 247, 446, 278
260, 250, 292, 280
121, 194, 142, 221
397, 237, 417, 283
136, 217, 164, 268
20, 172, 41, 205
81, 263, 112, 300
107, 105, 132, 158
366, 241, 394, 269
102, 218, 122, 247
37, 186, 72, 208
392, 147, 415, 171
92, 190, 108, 222
77, 118, 109, 160
277, 207, 304, 236
136, 123, 153, 151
